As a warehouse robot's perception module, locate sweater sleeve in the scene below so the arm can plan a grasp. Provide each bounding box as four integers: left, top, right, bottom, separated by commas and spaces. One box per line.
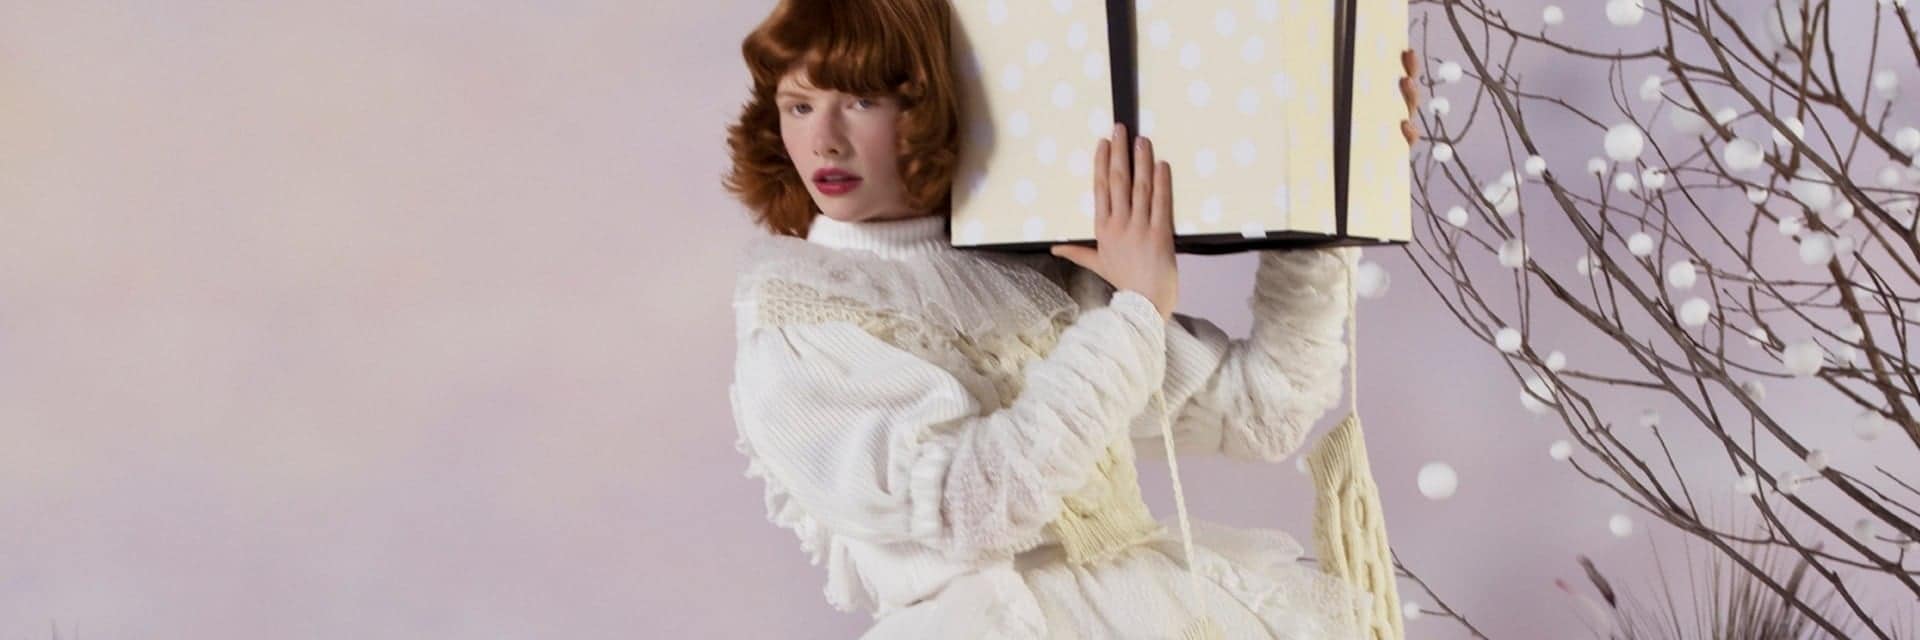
730, 288, 1168, 559
1131, 246, 1355, 462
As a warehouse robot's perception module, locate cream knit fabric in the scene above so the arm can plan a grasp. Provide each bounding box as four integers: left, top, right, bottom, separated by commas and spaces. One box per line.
730, 214, 1371, 639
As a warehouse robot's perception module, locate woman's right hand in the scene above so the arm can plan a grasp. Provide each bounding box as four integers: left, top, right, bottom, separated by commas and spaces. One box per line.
1050, 123, 1179, 321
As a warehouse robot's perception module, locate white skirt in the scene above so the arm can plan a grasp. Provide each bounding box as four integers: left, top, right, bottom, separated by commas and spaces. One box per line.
860, 517, 1372, 640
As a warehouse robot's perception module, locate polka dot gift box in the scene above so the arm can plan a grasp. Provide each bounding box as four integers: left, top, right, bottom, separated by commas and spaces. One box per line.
950, 0, 1410, 255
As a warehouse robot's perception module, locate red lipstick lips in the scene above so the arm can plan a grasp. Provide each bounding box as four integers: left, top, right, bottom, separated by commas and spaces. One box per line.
812, 167, 863, 196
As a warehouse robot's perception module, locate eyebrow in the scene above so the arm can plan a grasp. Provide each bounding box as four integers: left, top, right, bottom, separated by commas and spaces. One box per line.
775, 90, 813, 101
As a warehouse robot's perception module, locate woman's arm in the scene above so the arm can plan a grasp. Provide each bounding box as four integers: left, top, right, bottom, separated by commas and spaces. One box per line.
1131, 246, 1355, 462
731, 289, 1167, 560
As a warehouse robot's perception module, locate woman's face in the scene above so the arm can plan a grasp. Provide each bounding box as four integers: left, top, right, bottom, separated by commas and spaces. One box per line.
776, 69, 924, 223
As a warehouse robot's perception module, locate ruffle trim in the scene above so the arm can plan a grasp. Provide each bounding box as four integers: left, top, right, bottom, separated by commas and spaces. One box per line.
734, 430, 876, 613
1149, 520, 1374, 639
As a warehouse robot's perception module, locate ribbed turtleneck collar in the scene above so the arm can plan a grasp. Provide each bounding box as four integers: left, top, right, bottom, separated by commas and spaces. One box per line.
804, 213, 950, 260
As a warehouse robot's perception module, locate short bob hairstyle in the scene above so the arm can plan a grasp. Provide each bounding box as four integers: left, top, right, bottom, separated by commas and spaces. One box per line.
722, 0, 960, 238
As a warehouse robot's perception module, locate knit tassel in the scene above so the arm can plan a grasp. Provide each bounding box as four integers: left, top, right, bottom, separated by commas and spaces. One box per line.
1300, 249, 1404, 640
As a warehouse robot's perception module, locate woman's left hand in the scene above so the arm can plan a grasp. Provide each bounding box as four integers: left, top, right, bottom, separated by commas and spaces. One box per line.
1399, 48, 1421, 145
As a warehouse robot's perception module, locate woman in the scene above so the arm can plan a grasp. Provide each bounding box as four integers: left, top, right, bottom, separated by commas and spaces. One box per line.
721, 1, 1422, 637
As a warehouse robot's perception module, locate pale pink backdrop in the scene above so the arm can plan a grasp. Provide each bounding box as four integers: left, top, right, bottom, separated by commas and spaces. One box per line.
1, 2, 1905, 638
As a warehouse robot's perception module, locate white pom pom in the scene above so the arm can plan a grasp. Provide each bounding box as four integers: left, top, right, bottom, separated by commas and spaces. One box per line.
1548, 440, 1573, 461
1854, 410, 1891, 441
1431, 142, 1455, 162
1417, 462, 1458, 499
1427, 96, 1452, 116
1714, 107, 1739, 124
1778, 474, 1804, 497
1445, 205, 1469, 227
1733, 473, 1759, 495
1587, 157, 1610, 174
1640, 167, 1668, 190
1638, 409, 1661, 428
1295, 454, 1309, 474
1495, 326, 1523, 353
1748, 187, 1770, 205
1822, 199, 1855, 225
1546, 350, 1566, 371
1896, 127, 1920, 154
1778, 216, 1803, 237
1543, 6, 1565, 25
1839, 323, 1863, 343
1789, 177, 1833, 211
1500, 170, 1517, 186
1575, 253, 1593, 276
1524, 155, 1547, 177
1628, 232, 1654, 256
1799, 232, 1833, 265
1770, 117, 1805, 148
1499, 238, 1528, 268
1605, 0, 1645, 26
1745, 326, 1770, 348
1804, 449, 1829, 472
1666, 260, 1697, 289
1740, 379, 1767, 401
1678, 297, 1712, 327
1874, 70, 1900, 94
1609, 514, 1635, 537
1783, 340, 1825, 376
1355, 261, 1390, 298
1403, 602, 1424, 621
1638, 75, 1663, 102
1521, 376, 1557, 413
1879, 165, 1906, 188
1436, 60, 1463, 83
1613, 172, 1639, 192
1482, 180, 1519, 216
1723, 139, 1764, 171
1605, 123, 1645, 161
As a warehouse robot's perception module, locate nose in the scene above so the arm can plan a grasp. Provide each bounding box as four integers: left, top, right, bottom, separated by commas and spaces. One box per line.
812, 114, 848, 158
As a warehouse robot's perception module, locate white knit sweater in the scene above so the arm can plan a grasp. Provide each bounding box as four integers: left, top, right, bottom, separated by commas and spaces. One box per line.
729, 214, 1365, 638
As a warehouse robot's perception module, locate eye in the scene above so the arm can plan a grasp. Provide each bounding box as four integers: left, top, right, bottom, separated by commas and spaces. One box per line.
786, 103, 812, 116
854, 97, 877, 109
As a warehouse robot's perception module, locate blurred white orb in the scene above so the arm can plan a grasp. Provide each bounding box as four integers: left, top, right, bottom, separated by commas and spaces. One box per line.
1436, 60, 1463, 83
1417, 462, 1458, 499
1783, 340, 1825, 376
1355, 261, 1390, 298
1609, 514, 1634, 537
1604, 123, 1645, 161
1446, 205, 1469, 227
1543, 6, 1564, 25
1799, 232, 1834, 265
1666, 260, 1697, 289
1606, 0, 1645, 26
1678, 297, 1712, 327
1495, 327, 1522, 353
1723, 139, 1764, 171
1431, 142, 1454, 162
1548, 440, 1572, 461
1628, 232, 1654, 256
1524, 155, 1547, 177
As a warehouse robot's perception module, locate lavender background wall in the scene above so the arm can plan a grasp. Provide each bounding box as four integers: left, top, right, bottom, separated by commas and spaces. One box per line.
1, 1, 1906, 638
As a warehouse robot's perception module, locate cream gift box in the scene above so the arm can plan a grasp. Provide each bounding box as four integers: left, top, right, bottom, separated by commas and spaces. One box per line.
949, 0, 1410, 255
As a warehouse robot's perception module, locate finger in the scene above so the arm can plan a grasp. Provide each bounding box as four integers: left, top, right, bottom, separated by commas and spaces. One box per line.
1131, 136, 1153, 229
1108, 123, 1131, 225
1402, 120, 1418, 145
1152, 160, 1172, 232
1402, 48, 1416, 76
1050, 243, 1098, 271
1093, 138, 1111, 223
1401, 77, 1416, 111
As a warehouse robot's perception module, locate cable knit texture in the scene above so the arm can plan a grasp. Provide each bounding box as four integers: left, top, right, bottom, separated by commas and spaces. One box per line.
729, 214, 1371, 638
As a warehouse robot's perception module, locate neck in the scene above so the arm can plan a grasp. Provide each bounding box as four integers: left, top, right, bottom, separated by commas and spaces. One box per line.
805, 214, 950, 259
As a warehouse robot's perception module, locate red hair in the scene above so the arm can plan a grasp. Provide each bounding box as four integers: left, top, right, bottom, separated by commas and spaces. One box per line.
721, 0, 960, 238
